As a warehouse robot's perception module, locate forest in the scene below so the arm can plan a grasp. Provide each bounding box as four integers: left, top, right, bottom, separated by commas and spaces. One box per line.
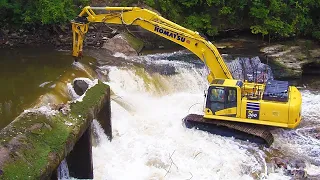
1, 0, 320, 41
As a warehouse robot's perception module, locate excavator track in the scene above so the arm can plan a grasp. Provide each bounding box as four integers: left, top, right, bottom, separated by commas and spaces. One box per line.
183, 114, 274, 147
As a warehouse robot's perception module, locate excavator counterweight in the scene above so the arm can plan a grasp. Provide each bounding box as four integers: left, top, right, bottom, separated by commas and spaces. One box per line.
71, 6, 302, 146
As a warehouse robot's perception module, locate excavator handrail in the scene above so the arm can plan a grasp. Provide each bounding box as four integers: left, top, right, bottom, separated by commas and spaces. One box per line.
72, 6, 233, 81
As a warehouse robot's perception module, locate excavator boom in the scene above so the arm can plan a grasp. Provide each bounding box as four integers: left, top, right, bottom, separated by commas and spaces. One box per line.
72, 6, 233, 82
71, 6, 302, 146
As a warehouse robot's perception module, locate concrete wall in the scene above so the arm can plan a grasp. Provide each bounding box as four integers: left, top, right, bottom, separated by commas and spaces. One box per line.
0, 81, 111, 179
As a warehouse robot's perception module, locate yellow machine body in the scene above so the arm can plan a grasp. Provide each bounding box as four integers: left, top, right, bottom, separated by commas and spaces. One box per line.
204, 79, 301, 128
71, 6, 302, 129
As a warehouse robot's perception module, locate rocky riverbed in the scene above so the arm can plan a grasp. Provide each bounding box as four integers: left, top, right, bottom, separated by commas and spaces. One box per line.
1, 23, 319, 79
260, 40, 320, 78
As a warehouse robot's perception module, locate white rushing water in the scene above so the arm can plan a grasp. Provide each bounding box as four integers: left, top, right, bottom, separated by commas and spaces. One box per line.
92, 68, 262, 179
88, 51, 320, 180
43, 50, 316, 180
272, 90, 320, 170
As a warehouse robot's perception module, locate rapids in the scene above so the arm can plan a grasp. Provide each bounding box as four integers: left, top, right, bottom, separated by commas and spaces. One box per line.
88, 51, 320, 179
2, 47, 318, 179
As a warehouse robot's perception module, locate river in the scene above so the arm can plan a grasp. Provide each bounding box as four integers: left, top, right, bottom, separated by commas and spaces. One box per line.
1, 45, 320, 179
0, 47, 96, 129
91, 50, 320, 179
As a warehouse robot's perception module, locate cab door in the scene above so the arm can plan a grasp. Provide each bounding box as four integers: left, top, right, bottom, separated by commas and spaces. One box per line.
206, 86, 237, 117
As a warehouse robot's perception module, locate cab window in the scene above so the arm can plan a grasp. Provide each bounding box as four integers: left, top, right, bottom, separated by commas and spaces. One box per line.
206, 86, 238, 114
226, 88, 237, 108
210, 88, 225, 102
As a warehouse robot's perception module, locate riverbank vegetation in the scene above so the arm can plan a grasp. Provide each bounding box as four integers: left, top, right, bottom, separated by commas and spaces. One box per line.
133, 0, 320, 41
0, 0, 89, 29
1, 0, 320, 41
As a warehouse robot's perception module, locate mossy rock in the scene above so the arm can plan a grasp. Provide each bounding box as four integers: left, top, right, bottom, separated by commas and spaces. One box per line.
0, 81, 109, 180
102, 32, 144, 56
122, 32, 144, 53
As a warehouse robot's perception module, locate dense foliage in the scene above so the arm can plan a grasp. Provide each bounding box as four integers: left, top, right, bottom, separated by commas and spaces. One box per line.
0, 0, 89, 28
124, 0, 320, 40
1, 0, 320, 40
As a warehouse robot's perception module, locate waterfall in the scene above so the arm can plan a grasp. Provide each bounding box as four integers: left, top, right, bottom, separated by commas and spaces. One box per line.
51, 50, 319, 179
90, 51, 320, 179
91, 52, 272, 179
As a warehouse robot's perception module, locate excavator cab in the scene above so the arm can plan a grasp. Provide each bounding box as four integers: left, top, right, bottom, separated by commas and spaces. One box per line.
205, 84, 239, 117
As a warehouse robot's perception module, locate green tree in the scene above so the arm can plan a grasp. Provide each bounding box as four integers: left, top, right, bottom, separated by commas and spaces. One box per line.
0, 0, 89, 28
1, 0, 320, 41
248, 0, 319, 41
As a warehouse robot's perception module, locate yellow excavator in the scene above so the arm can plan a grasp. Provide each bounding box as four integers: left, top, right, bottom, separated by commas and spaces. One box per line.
71, 6, 302, 146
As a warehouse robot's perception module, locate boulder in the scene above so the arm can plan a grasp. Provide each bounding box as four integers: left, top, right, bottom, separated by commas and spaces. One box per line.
289, 169, 307, 179
272, 157, 288, 169
260, 40, 320, 78
102, 32, 144, 56
73, 79, 89, 96
271, 156, 308, 179
261, 45, 306, 78
309, 49, 320, 58
313, 127, 320, 140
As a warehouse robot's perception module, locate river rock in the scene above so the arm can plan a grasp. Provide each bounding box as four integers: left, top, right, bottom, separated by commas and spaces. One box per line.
10, 33, 19, 38
316, 132, 320, 139
260, 40, 320, 78
271, 156, 308, 179
102, 37, 108, 41
309, 49, 320, 58
102, 32, 144, 56
261, 45, 306, 78
73, 79, 89, 96
289, 169, 307, 179
272, 157, 288, 169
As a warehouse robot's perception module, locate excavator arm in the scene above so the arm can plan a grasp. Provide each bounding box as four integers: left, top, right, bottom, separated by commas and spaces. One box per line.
71, 6, 303, 146
72, 6, 233, 81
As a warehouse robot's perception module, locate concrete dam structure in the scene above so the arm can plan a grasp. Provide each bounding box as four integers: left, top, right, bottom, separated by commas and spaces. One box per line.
0, 80, 111, 179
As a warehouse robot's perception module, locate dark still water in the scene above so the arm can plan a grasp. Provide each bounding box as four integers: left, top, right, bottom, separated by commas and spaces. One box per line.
0, 47, 95, 129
